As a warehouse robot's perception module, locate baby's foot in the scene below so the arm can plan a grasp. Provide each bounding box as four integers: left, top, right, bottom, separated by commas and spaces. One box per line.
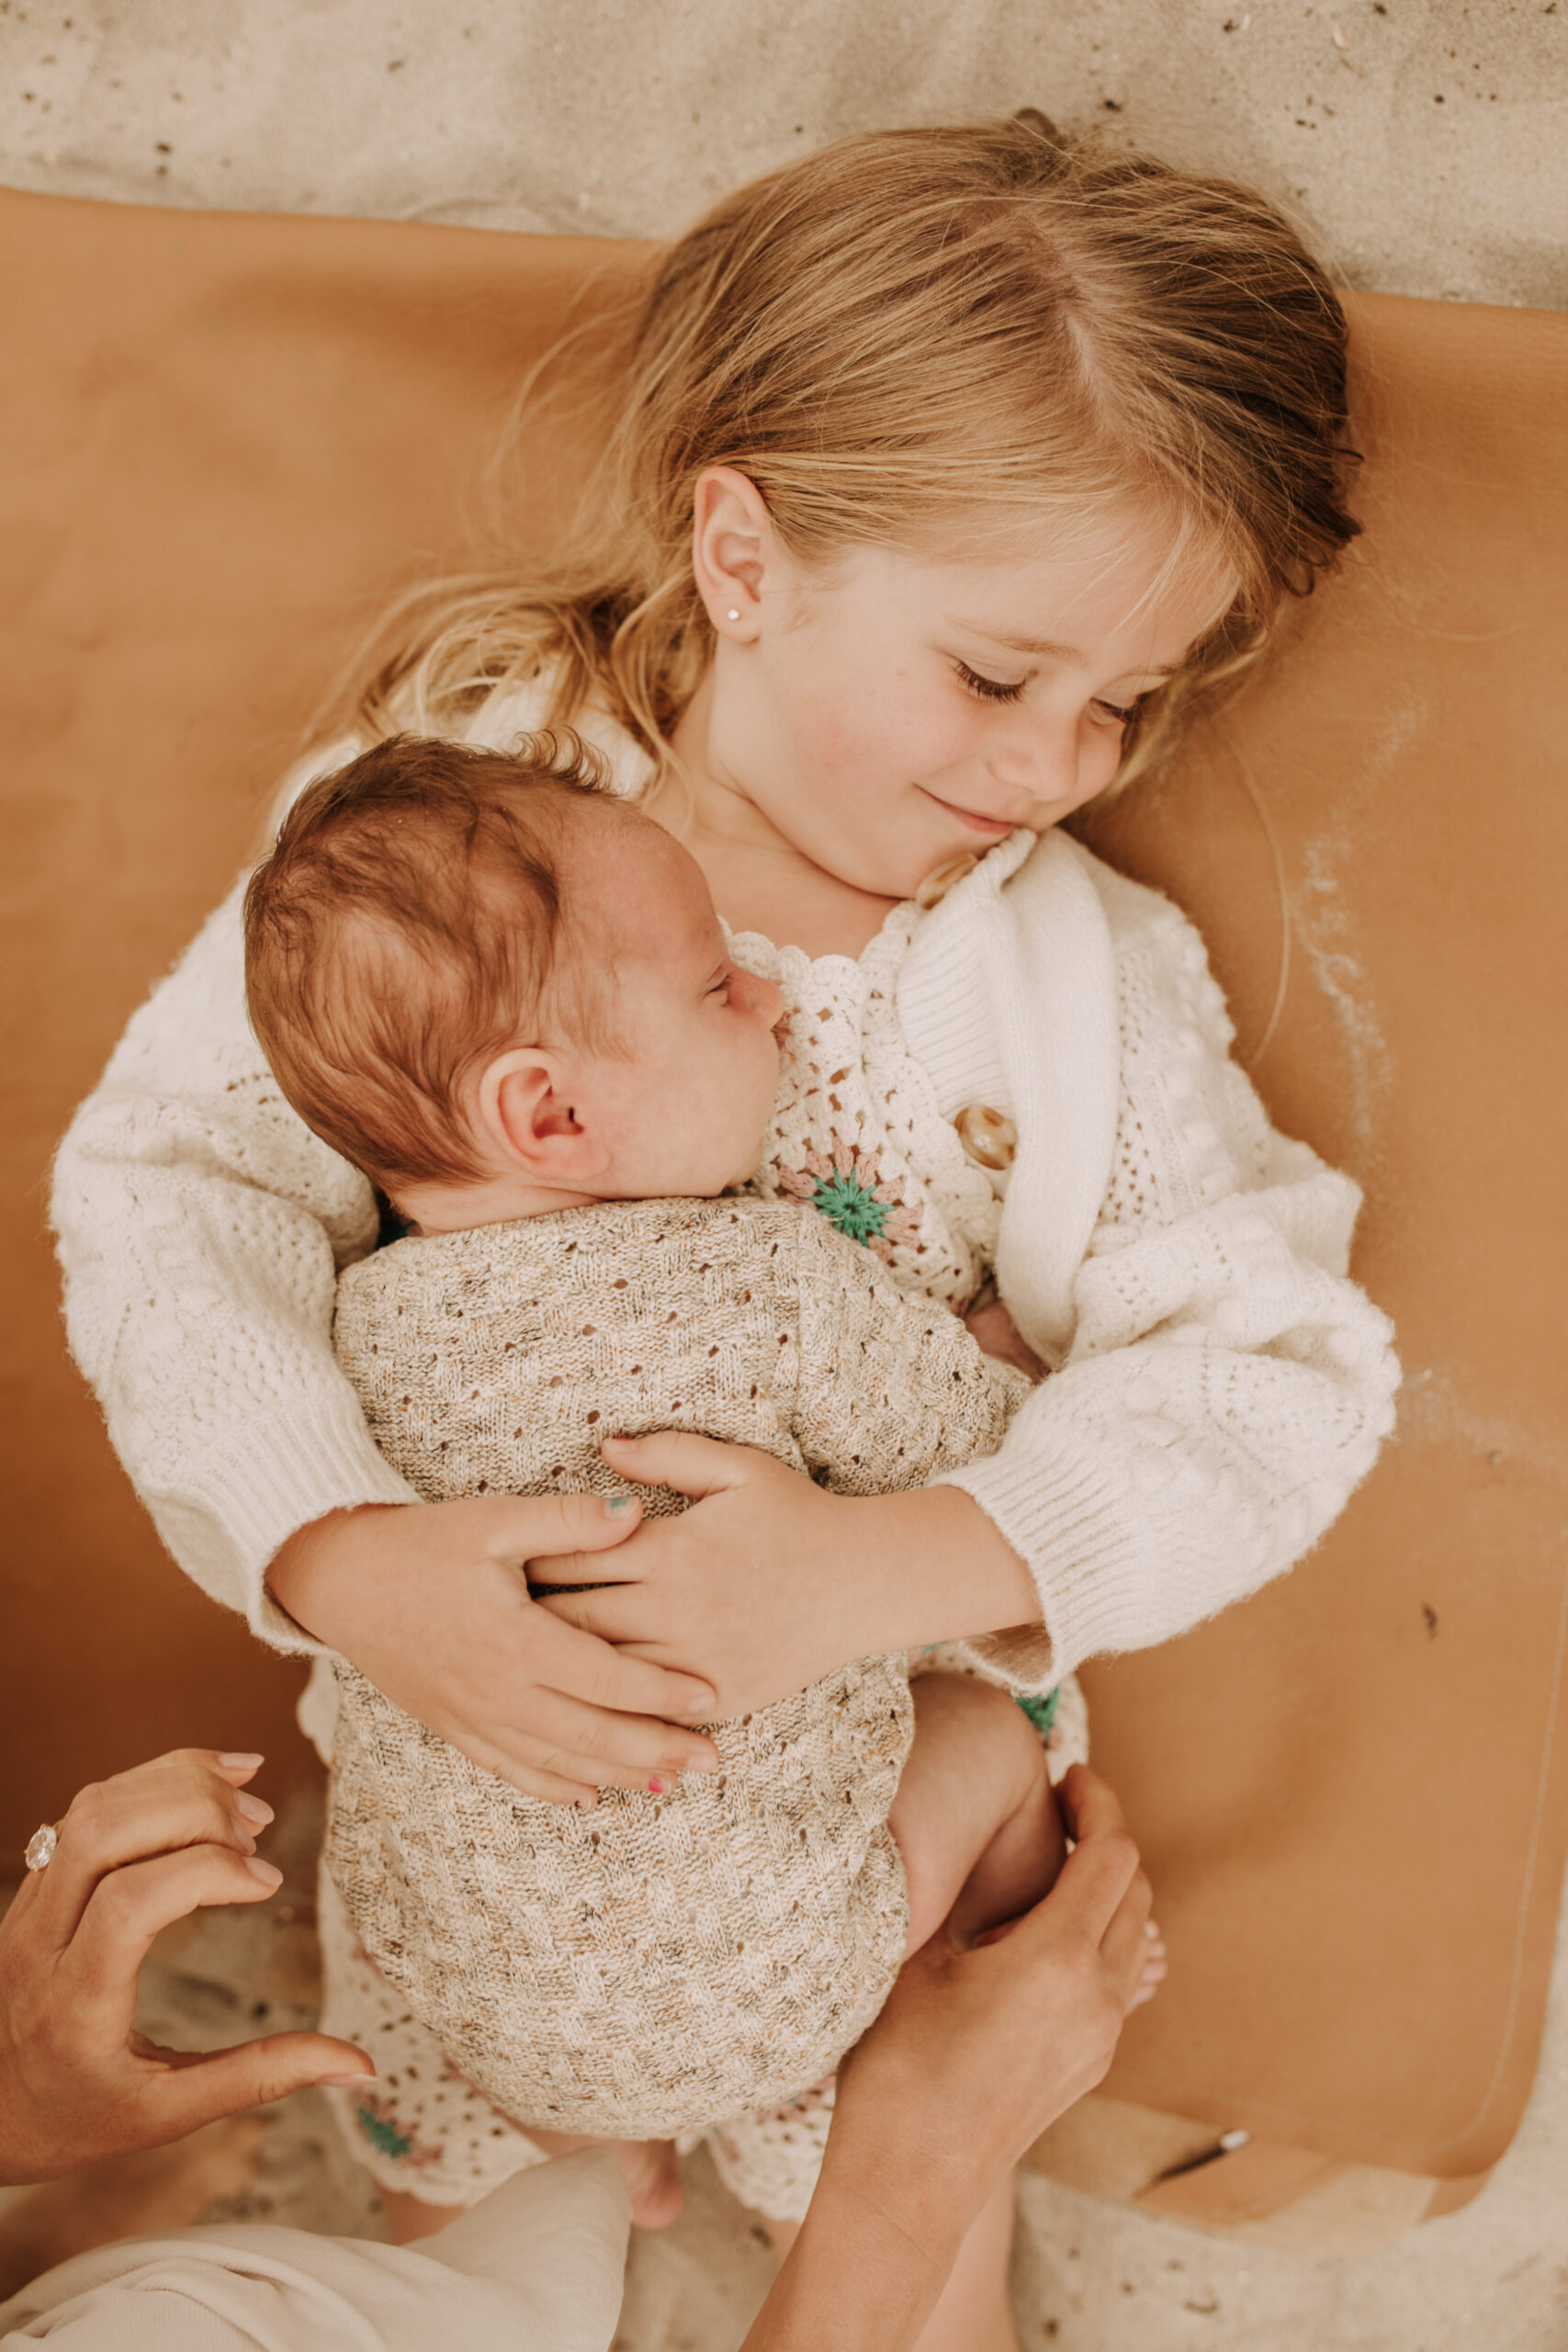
615, 2138, 683, 2231
1129, 1919, 1168, 2012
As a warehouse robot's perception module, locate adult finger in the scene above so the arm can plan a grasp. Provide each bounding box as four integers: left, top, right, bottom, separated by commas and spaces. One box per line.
1002, 1768, 1143, 1951
62, 1845, 286, 2015
132, 2030, 376, 2143
1100, 1871, 1156, 2006
27, 1754, 273, 1951
520, 1599, 718, 1733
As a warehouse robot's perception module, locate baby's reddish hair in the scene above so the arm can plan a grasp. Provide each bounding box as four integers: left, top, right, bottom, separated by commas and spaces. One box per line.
243, 730, 620, 1191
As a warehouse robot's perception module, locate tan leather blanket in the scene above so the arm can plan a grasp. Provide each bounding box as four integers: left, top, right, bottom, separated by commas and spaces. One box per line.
3, 187, 1564, 2185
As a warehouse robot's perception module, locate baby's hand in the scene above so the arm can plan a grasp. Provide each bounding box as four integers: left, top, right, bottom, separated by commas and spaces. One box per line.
962, 1286, 1046, 1381
265, 1494, 721, 1804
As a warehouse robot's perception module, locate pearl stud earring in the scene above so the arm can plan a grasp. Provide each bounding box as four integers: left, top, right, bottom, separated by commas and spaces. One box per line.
726, 607, 741, 622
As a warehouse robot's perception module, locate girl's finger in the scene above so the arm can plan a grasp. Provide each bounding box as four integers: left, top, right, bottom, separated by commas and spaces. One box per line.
28, 1757, 275, 1952
534, 1582, 661, 1645
62, 1845, 285, 2015
468, 1487, 644, 1568
598, 1430, 759, 1500
522, 1597, 718, 1727
477, 1685, 719, 1787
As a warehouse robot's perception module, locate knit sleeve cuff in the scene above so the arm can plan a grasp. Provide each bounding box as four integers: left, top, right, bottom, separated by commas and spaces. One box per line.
934, 1419, 1161, 1683
145, 1393, 421, 1656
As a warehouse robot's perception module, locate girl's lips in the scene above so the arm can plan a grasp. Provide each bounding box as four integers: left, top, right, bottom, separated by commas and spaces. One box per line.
919, 788, 1018, 838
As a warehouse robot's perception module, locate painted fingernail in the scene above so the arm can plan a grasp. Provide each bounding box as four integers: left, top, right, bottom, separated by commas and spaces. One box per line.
244, 1856, 284, 1887
647, 1776, 667, 1795
234, 1792, 274, 1826
603, 1493, 638, 1519
220, 1753, 265, 1770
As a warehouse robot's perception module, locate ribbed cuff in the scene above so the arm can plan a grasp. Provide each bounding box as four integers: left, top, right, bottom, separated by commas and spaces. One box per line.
152, 1392, 420, 1655
936, 1421, 1162, 1680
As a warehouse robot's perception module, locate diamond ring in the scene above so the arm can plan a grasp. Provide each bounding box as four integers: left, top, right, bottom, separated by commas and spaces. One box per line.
24, 1822, 61, 1872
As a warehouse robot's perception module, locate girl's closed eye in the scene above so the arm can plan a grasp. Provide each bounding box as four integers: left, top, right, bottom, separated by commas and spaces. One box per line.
954, 660, 1027, 706
956, 659, 1142, 728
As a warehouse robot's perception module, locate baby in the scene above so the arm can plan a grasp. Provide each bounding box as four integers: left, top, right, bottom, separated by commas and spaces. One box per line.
243, 729, 1071, 2187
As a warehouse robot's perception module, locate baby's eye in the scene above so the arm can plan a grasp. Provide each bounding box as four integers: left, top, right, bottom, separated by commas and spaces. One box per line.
955, 661, 1027, 706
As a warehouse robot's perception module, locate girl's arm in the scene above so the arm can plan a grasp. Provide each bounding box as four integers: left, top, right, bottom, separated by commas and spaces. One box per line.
542, 902, 1398, 1713
51, 882, 720, 1797
52, 878, 405, 1646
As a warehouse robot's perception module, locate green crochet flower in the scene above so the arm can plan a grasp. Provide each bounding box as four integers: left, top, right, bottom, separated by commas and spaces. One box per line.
356, 2102, 412, 2161
1014, 1688, 1060, 1738
811, 1168, 891, 1245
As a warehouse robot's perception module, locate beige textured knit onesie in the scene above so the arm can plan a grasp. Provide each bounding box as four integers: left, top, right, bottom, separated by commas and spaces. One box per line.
326, 1194, 1025, 2143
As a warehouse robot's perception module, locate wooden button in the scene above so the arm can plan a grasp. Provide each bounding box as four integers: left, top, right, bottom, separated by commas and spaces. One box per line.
954, 1103, 1018, 1170
915, 852, 977, 910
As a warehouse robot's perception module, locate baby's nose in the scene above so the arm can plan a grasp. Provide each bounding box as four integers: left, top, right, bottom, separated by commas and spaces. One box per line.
750, 972, 786, 1027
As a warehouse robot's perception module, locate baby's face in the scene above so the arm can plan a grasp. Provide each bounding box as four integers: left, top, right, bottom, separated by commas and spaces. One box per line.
559, 815, 785, 1201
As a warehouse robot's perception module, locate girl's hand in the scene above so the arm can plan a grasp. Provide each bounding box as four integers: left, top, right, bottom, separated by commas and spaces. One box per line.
0, 1751, 374, 2186
265, 1494, 721, 1805
537, 1433, 1039, 1719
962, 1285, 1047, 1382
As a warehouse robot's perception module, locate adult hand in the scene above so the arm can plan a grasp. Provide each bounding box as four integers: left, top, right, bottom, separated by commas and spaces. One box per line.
266, 1493, 721, 1805
743, 1765, 1153, 2352
538, 1433, 1039, 1720
0, 1750, 374, 2188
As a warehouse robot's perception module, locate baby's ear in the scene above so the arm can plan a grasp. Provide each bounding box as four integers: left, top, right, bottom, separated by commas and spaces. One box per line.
481, 1048, 592, 1173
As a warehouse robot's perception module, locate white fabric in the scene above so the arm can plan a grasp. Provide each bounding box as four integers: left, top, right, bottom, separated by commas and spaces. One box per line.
0, 2150, 629, 2351
51, 682, 1399, 1672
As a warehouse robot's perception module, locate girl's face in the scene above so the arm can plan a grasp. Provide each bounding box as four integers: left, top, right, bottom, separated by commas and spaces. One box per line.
682, 478, 1232, 901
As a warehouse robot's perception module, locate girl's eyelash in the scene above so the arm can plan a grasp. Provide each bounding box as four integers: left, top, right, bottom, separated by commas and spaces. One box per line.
956, 662, 1141, 725
954, 661, 1026, 705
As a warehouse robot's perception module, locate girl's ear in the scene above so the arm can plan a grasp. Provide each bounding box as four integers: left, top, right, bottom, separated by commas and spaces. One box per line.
692, 466, 776, 640
479, 1048, 608, 1181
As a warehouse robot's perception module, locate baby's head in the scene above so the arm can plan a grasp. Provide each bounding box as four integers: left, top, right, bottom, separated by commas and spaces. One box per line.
243, 732, 784, 1227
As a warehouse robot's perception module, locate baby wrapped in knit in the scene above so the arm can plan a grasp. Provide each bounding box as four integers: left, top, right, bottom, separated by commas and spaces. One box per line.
244, 730, 1066, 2179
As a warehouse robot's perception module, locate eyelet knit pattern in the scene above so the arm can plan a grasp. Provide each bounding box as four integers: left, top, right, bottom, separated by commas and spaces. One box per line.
325, 1196, 1026, 2143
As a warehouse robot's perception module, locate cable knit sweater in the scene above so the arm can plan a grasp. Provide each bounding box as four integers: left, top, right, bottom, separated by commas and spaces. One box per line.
51, 691, 1399, 1679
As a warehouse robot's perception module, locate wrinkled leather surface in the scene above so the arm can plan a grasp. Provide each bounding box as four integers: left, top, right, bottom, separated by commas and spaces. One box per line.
2, 189, 1563, 2174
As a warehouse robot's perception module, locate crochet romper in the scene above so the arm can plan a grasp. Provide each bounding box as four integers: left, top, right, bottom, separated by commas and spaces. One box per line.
325, 1195, 1027, 2141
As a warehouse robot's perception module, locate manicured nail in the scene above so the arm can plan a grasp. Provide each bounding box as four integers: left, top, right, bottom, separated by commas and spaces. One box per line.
647, 1776, 667, 1795
244, 1856, 284, 1887
235, 1792, 274, 1826
603, 1493, 638, 1519
220, 1753, 265, 1770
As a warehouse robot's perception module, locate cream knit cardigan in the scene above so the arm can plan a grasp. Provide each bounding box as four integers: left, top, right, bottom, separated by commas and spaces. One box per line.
51, 720, 1399, 1679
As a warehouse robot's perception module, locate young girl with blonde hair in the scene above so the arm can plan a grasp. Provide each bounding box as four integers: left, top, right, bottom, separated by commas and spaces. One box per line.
55, 114, 1398, 2352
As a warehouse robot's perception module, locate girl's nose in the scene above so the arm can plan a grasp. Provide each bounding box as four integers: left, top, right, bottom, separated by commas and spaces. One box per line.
989, 710, 1082, 807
